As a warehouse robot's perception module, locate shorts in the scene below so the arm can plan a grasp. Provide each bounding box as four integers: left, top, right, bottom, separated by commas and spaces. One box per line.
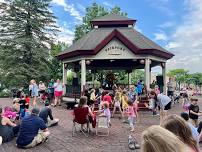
114, 102, 120, 107
39, 90, 45, 94
54, 91, 63, 97
164, 102, 171, 110
23, 132, 49, 148
167, 91, 174, 97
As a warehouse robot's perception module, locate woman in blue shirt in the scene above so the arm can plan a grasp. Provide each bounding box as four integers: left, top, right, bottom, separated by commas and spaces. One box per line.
31, 79, 39, 107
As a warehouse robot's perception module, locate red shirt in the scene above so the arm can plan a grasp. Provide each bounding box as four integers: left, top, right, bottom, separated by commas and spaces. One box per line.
103, 95, 112, 104
25, 97, 30, 104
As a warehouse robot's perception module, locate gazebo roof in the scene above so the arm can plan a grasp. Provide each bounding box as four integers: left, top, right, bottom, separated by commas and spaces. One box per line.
91, 14, 134, 22
57, 14, 174, 60
91, 14, 136, 27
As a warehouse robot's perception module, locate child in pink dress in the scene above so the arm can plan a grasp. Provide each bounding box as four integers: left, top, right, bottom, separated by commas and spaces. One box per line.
127, 100, 137, 132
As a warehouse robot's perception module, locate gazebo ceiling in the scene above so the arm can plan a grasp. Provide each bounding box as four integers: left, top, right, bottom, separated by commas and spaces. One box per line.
69, 59, 161, 70
57, 14, 174, 61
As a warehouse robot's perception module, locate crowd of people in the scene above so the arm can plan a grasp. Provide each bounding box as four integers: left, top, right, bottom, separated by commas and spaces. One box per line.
0, 77, 202, 152
0, 79, 60, 147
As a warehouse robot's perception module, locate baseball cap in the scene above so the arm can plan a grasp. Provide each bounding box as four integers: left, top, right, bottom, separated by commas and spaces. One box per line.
31, 108, 40, 115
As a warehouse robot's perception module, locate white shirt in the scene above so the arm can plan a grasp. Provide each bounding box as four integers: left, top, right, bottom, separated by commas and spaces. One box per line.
54, 83, 63, 92
157, 94, 171, 108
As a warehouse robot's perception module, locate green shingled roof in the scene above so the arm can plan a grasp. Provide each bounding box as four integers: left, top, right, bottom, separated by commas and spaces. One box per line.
92, 14, 134, 21
59, 27, 170, 55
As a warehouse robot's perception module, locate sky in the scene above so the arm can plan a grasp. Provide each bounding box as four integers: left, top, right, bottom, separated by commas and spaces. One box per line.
2, 0, 202, 73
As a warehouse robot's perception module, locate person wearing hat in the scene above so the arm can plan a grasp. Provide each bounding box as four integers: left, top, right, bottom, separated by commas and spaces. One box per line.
16, 107, 50, 148
39, 101, 59, 127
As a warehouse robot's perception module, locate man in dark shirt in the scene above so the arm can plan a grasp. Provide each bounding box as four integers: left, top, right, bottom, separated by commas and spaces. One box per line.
16, 108, 50, 148
39, 101, 59, 127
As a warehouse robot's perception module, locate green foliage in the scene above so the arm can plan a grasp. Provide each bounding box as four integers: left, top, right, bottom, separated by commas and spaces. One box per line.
167, 69, 188, 82
49, 42, 68, 80
167, 69, 202, 89
188, 73, 202, 86
0, 0, 58, 88
131, 70, 144, 84
73, 3, 127, 42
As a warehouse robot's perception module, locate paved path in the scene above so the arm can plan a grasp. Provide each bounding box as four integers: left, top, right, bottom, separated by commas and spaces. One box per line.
1, 97, 202, 152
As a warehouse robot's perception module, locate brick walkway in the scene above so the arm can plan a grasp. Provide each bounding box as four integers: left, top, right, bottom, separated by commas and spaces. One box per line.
1, 97, 202, 152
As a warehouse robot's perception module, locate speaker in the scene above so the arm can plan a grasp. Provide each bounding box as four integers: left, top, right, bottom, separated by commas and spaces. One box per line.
156, 76, 164, 85
72, 78, 78, 86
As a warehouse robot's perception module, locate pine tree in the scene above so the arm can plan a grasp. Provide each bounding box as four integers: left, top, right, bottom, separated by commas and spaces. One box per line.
0, 0, 58, 88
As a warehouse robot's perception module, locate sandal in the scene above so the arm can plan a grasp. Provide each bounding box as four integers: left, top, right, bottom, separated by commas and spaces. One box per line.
128, 135, 136, 150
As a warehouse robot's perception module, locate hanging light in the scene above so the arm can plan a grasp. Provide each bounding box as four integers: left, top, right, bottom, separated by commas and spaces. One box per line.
140, 59, 145, 64
86, 60, 91, 65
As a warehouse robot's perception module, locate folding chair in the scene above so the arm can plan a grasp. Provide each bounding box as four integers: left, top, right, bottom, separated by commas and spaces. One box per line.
72, 107, 90, 137
96, 116, 110, 136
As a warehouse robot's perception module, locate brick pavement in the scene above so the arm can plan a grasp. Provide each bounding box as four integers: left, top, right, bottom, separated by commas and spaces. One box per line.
1, 97, 202, 152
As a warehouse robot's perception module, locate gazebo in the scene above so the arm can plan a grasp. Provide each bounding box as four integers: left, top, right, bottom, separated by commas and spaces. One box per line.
57, 14, 174, 96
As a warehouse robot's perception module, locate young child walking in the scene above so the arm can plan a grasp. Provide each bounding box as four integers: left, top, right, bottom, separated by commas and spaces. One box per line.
126, 100, 137, 132
122, 90, 129, 123
25, 95, 30, 110
189, 97, 202, 127
112, 92, 123, 118
99, 102, 111, 126
182, 93, 190, 113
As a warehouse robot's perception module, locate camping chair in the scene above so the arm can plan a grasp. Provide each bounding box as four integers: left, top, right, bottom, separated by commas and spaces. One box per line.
72, 107, 90, 137
96, 116, 110, 136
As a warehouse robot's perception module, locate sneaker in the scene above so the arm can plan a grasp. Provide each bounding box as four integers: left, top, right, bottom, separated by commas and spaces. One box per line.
0, 136, 2, 145
128, 135, 136, 150
130, 128, 134, 132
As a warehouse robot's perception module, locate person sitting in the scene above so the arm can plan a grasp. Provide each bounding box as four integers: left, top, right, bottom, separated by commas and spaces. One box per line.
161, 114, 200, 152
74, 96, 95, 129
141, 125, 185, 152
16, 108, 50, 148
181, 112, 199, 143
39, 101, 59, 127
3, 106, 17, 121
0, 106, 19, 144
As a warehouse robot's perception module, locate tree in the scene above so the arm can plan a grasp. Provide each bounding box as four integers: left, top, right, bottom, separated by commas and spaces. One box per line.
0, 0, 58, 88
188, 73, 202, 90
73, 3, 127, 42
167, 69, 189, 89
131, 70, 144, 85
49, 42, 68, 80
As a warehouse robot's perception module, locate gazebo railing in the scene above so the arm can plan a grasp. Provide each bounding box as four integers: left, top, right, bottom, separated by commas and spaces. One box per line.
65, 85, 81, 98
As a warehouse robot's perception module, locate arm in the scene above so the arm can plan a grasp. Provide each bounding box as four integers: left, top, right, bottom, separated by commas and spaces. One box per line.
3, 117, 17, 127
190, 110, 201, 116
88, 107, 94, 118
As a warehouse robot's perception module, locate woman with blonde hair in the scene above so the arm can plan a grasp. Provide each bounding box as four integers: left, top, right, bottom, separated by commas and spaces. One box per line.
161, 115, 199, 152
30, 79, 39, 107
141, 125, 185, 152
